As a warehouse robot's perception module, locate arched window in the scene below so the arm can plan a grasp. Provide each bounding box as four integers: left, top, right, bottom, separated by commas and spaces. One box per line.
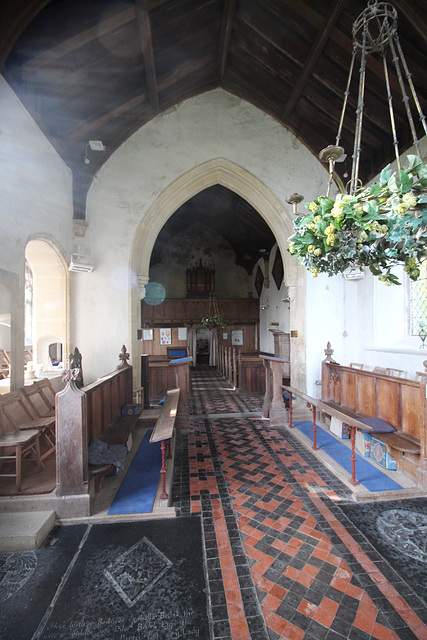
25, 239, 69, 375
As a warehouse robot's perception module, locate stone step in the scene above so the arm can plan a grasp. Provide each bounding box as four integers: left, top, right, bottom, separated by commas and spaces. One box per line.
0, 510, 56, 551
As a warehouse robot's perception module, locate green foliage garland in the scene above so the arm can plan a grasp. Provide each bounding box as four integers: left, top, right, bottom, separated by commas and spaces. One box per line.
288, 155, 427, 285
201, 314, 226, 328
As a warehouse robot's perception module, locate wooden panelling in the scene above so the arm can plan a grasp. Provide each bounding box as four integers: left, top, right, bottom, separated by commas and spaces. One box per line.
239, 355, 265, 394
148, 362, 176, 401
377, 378, 400, 425
141, 298, 259, 326
400, 384, 423, 438
341, 370, 357, 410
357, 374, 376, 415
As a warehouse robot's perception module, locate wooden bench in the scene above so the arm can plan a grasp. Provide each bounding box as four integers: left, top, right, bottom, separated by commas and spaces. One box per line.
150, 388, 180, 500
55, 346, 141, 497
322, 354, 426, 485
284, 385, 374, 485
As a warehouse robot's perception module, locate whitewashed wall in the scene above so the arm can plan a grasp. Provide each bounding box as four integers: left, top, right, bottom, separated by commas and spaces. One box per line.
80, 89, 330, 383
0, 77, 74, 387
0, 78, 73, 272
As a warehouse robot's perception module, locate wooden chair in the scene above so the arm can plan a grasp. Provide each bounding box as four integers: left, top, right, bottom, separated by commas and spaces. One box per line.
386, 368, 404, 377
373, 366, 387, 375
0, 389, 56, 461
0, 350, 10, 379
21, 378, 56, 417
0, 429, 44, 492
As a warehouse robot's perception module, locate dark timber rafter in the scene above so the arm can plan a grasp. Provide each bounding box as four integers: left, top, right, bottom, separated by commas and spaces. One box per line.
218, 0, 236, 82
135, 0, 160, 113
282, 0, 346, 119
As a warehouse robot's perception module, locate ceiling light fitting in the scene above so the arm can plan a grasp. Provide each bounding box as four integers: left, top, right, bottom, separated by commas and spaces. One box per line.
84, 140, 106, 164
287, 1, 427, 287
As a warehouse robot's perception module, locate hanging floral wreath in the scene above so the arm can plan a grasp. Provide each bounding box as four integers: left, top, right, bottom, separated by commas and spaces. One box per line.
201, 314, 226, 328
288, 155, 427, 285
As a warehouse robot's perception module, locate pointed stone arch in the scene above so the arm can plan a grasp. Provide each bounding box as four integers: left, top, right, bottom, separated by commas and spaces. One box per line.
129, 158, 307, 391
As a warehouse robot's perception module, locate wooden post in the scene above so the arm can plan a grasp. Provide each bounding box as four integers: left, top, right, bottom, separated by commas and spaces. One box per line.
349, 425, 359, 485
232, 348, 238, 389
56, 375, 88, 496
311, 402, 319, 450
170, 357, 191, 428
260, 355, 288, 425
261, 357, 271, 419
160, 440, 168, 499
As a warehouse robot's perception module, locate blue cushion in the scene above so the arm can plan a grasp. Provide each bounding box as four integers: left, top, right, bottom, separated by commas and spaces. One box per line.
158, 397, 165, 406
282, 392, 295, 401
358, 417, 396, 433
121, 403, 142, 416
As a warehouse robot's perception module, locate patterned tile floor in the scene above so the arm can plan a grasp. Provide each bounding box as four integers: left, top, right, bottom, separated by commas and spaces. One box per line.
171, 367, 427, 640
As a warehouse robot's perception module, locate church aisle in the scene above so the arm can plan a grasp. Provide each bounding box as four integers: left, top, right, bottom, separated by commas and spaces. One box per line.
172, 368, 427, 640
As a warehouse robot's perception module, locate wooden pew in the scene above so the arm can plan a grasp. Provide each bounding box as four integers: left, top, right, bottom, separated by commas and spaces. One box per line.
56, 346, 140, 497
150, 388, 180, 500
322, 355, 427, 485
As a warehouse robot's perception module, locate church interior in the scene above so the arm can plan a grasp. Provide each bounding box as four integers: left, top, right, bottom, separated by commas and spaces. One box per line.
1, 1, 427, 639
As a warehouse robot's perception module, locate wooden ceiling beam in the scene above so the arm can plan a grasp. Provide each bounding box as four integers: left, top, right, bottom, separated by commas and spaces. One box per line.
135, 0, 160, 113
218, 0, 236, 81
66, 94, 148, 142
22, 5, 136, 73
393, 0, 427, 45
282, 0, 346, 119
65, 54, 215, 141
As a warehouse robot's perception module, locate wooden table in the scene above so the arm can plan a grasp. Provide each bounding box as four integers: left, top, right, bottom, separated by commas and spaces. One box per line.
0, 429, 44, 492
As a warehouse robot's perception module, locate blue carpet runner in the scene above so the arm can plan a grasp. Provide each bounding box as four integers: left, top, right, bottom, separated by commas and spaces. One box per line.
108, 429, 162, 514
293, 421, 403, 491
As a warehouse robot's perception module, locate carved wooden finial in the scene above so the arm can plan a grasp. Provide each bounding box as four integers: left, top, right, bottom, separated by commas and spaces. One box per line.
323, 341, 337, 363
62, 354, 80, 383
119, 345, 130, 366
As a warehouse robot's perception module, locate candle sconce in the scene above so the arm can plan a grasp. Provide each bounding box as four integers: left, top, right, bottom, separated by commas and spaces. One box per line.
419, 320, 426, 349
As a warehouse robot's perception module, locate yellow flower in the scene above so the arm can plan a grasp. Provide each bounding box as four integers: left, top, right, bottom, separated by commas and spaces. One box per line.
326, 234, 336, 246
307, 244, 315, 253
314, 215, 322, 222
314, 248, 322, 256
402, 192, 417, 208
331, 201, 344, 218
307, 222, 316, 230
325, 224, 335, 235
308, 201, 319, 213
289, 241, 296, 254
394, 203, 409, 216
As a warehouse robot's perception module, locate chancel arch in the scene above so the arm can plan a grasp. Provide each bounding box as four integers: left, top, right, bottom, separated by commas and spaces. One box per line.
129, 157, 307, 391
